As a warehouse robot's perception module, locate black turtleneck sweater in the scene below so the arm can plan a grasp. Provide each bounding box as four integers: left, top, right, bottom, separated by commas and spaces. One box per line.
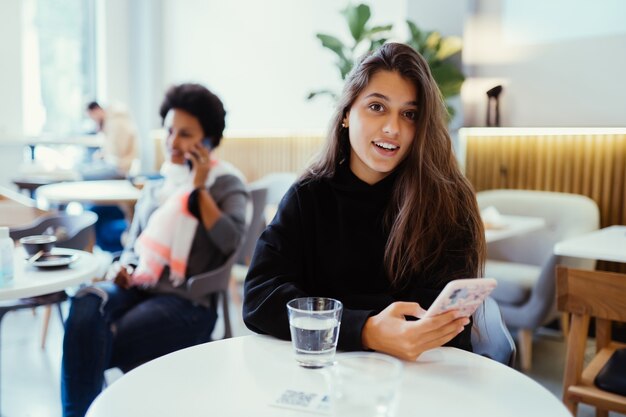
243, 164, 472, 352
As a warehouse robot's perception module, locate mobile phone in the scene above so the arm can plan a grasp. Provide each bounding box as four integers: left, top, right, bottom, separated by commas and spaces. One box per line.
424, 278, 497, 318
186, 137, 214, 169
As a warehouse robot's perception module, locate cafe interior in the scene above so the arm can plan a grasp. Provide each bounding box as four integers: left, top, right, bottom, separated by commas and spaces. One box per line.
1, 0, 625, 416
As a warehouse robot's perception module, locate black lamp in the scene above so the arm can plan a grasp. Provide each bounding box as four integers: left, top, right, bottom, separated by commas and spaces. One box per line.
486, 85, 503, 127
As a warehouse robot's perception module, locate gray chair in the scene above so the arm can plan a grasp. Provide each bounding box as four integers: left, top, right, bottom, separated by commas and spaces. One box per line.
184, 194, 255, 340
10, 211, 98, 251
477, 189, 599, 371
232, 174, 296, 283
236, 186, 268, 267
3, 211, 98, 348
185, 250, 240, 339
471, 296, 516, 366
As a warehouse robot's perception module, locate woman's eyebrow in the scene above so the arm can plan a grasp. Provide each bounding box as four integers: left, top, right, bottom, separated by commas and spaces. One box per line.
364, 92, 417, 106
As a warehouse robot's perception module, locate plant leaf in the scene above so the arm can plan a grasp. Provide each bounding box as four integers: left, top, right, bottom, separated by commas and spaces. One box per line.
425, 31, 442, 51
406, 20, 422, 45
369, 38, 387, 52
307, 89, 338, 101
430, 63, 465, 98
341, 3, 371, 42
436, 36, 462, 60
316, 34, 347, 61
338, 57, 353, 80
365, 24, 393, 38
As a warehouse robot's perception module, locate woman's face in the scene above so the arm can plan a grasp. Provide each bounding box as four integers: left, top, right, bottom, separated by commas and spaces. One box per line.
164, 108, 205, 165
346, 70, 417, 184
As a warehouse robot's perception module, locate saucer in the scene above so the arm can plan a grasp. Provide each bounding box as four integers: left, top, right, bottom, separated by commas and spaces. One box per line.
29, 249, 80, 269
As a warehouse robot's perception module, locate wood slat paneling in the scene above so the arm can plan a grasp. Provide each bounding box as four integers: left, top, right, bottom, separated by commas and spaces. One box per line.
214, 134, 325, 182
152, 131, 325, 183
463, 131, 626, 273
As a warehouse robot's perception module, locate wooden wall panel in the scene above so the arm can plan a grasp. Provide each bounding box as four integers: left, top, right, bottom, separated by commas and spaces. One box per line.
152, 130, 325, 183
463, 131, 626, 273
214, 134, 325, 182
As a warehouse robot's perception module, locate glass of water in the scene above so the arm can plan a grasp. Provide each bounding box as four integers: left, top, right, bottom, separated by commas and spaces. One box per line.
287, 297, 343, 368
331, 352, 403, 417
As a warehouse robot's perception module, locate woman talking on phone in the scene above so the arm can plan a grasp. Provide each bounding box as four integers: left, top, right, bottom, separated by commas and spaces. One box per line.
61, 83, 248, 417
243, 43, 485, 360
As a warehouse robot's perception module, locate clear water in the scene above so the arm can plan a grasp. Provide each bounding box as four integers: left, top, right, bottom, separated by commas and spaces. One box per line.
289, 316, 339, 368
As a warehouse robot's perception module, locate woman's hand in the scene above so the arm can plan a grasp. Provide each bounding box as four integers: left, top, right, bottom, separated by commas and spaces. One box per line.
107, 262, 134, 289
361, 301, 470, 361
186, 142, 212, 189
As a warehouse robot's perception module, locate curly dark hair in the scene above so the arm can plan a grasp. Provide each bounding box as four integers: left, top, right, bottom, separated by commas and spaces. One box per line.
159, 83, 226, 148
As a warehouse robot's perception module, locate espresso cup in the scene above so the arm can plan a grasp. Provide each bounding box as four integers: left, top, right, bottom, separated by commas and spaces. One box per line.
19, 235, 57, 256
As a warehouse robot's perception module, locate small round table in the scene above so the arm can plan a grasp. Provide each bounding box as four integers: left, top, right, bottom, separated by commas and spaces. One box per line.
36, 180, 142, 220
0, 249, 99, 301
87, 335, 570, 417
36, 180, 141, 206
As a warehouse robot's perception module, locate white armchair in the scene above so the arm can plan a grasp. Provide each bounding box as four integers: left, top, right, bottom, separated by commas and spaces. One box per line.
477, 189, 600, 371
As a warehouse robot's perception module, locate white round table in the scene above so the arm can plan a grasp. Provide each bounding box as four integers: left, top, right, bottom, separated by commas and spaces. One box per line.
87, 335, 570, 417
0, 249, 99, 301
37, 180, 141, 206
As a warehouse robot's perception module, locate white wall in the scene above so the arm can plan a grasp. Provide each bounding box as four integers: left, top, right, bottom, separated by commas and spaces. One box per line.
160, 0, 407, 132
462, 0, 626, 127
0, 0, 24, 139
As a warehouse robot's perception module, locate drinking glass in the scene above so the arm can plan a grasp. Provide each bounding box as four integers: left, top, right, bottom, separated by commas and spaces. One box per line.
331, 352, 403, 417
286, 297, 343, 368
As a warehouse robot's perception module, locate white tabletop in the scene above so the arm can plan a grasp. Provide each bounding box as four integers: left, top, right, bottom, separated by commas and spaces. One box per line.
554, 225, 626, 263
484, 214, 546, 243
87, 335, 569, 417
37, 180, 142, 205
0, 248, 99, 301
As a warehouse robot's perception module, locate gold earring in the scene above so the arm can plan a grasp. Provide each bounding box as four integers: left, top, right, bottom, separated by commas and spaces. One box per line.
341, 120, 348, 128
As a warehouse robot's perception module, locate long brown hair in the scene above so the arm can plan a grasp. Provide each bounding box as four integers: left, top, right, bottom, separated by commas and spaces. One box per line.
304, 43, 485, 288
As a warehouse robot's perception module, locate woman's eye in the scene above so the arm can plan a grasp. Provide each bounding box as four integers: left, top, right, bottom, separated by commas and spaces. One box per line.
404, 110, 417, 120
369, 103, 384, 112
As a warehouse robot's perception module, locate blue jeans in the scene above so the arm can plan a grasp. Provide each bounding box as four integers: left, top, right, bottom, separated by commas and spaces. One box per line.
61, 282, 217, 417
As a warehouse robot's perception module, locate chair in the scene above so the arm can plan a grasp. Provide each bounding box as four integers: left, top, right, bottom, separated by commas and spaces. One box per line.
5, 211, 98, 348
186, 251, 240, 339
184, 193, 255, 340
471, 296, 516, 367
476, 189, 600, 371
250, 172, 297, 211
557, 266, 626, 416
232, 173, 296, 282
236, 186, 268, 267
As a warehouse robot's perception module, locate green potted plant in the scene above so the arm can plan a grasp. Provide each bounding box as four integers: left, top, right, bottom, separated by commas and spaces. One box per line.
308, 3, 464, 118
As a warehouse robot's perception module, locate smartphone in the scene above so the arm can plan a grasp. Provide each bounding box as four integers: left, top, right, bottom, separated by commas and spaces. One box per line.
186, 137, 214, 169
424, 278, 497, 318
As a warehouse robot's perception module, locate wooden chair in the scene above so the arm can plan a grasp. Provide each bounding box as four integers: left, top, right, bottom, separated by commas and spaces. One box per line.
556, 266, 626, 416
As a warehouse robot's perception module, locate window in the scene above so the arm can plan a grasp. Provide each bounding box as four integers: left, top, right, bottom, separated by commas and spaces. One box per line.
22, 0, 97, 136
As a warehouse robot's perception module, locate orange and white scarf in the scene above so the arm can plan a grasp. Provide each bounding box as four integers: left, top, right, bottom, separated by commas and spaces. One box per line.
131, 159, 244, 287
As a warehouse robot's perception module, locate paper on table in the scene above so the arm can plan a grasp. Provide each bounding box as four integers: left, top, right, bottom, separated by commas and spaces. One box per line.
481, 206, 507, 229
270, 389, 330, 415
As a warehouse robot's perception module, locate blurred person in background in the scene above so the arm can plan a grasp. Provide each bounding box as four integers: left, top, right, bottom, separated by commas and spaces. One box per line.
83, 101, 138, 180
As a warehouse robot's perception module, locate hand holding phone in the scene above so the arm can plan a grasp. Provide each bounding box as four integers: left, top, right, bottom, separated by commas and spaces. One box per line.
424, 278, 497, 318
186, 137, 213, 169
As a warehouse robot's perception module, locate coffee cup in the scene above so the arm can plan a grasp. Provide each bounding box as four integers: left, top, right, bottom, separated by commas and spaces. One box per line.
19, 235, 57, 256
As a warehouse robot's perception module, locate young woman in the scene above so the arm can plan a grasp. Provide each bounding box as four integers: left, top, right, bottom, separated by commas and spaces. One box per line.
62, 83, 248, 417
243, 43, 485, 361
